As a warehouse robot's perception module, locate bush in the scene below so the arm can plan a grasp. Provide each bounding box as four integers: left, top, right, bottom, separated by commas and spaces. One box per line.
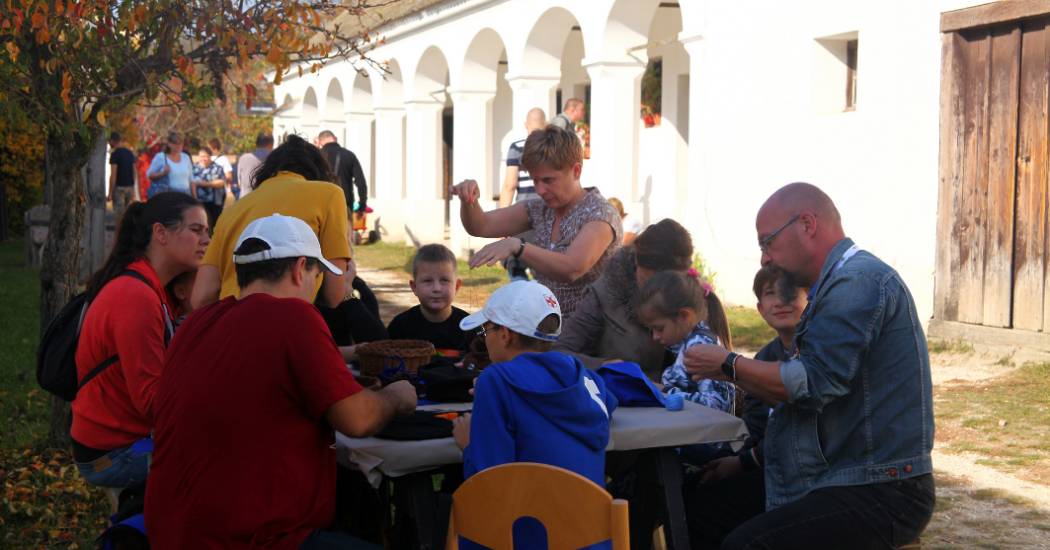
0, 114, 45, 238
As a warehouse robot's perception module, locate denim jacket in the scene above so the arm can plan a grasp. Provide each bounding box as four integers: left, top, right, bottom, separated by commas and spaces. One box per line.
764, 238, 934, 509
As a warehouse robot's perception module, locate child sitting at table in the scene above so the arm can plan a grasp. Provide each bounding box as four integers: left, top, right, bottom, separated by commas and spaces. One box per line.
696, 264, 807, 483
451, 279, 618, 486
635, 269, 736, 414
387, 244, 472, 357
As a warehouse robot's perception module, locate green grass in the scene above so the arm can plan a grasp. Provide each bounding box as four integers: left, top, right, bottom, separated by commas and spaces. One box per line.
0, 241, 110, 547
725, 306, 776, 351
935, 361, 1050, 484
928, 338, 975, 354
0, 241, 46, 450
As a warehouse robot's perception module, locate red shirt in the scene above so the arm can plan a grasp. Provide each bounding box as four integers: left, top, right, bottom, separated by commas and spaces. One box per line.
146, 294, 362, 549
72, 258, 174, 450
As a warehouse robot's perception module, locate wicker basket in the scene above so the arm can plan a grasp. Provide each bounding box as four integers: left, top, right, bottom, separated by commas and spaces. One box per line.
356, 339, 435, 377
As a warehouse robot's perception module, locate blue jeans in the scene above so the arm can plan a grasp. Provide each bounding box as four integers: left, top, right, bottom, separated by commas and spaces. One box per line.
299, 529, 382, 550
75, 437, 152, 489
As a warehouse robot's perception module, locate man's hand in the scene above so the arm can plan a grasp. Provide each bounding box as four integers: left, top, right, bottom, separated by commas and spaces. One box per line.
453, 413, 472, 450
683, 344, 731, 381
450, 179, 481, 205
698, 455, 743, 484
468, 238, 519, 269
380, 380, 417, 415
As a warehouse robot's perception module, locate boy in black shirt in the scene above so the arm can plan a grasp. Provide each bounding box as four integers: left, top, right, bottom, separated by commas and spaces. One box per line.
387, 244, 472, 356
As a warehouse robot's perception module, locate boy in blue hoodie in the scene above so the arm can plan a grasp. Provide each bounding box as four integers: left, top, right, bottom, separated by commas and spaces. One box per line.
453, 279, 618, 488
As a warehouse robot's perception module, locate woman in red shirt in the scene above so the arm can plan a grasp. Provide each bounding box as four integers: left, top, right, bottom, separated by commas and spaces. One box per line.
72, 192, 210, 489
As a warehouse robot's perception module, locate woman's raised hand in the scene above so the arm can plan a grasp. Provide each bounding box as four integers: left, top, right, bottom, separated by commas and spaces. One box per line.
468, 238, 518, 268
450, 179, 481, 205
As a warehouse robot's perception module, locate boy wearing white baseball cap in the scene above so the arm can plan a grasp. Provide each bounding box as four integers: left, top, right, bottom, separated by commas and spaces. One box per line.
452, 279, 618, 488
147, 214, 414, 549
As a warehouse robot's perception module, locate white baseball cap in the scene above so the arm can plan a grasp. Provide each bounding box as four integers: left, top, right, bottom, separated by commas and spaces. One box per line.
232, 214, 343, 275
460, 280, 561, 341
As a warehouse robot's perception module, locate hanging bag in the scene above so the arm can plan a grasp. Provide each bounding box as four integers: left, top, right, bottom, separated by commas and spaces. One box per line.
147, 153, 172, 198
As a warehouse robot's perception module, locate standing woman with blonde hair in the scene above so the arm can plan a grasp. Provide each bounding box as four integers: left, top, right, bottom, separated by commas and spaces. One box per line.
450, 125, 621, 318
72, 192, 209, 488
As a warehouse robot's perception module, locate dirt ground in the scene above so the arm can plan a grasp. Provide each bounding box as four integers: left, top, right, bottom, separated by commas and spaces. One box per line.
357, 265, 1050, 548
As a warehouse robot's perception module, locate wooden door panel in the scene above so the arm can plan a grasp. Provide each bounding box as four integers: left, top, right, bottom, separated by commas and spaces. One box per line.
954, 28, 992, 325
1013, 18, 1050, 331
936, 32, 964, 323
984, 27, 1021, 328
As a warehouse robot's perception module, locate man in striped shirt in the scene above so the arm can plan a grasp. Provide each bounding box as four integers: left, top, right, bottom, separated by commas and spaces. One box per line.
500, 107, 547, 280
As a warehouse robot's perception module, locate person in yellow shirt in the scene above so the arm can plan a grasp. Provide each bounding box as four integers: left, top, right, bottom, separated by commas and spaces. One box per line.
191, 135, 352, 309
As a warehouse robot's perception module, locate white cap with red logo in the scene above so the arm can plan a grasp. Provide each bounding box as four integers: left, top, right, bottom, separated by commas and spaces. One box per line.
460, 280, 561, 341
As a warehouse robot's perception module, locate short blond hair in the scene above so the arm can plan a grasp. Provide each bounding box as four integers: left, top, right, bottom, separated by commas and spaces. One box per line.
521, 125, 582, 172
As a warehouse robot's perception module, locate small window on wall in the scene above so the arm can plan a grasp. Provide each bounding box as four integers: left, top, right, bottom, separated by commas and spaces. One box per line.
846, 39, 858, 110
814, 32, 859, 113
641, 57, 663, 127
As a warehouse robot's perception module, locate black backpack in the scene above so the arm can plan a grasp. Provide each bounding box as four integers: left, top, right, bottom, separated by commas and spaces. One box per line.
37, 270, 171, 402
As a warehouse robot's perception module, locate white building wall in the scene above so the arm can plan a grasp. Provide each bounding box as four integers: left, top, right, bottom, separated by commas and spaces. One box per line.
272, 0, 992, 325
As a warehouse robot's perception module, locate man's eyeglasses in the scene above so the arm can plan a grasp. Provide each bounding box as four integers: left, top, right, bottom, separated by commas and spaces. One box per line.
758, 214, 800, 252
477, 323, 498, 338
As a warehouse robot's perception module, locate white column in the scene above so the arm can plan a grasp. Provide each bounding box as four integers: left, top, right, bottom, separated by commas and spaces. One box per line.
585, 60, 645, 201
448, 90, 499, 257
680, 34, 705, 229
372, 107, 406, 242
681, 35, 712, 254
346, 111, 374, 198
505, 74, 559, 128
403, 100, 447, 244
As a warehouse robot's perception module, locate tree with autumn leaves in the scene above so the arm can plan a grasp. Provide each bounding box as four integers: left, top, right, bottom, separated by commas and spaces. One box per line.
0, 0, 388, 445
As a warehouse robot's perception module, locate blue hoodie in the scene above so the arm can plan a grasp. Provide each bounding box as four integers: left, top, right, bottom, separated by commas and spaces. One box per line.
461, 352, 618, 549
464, 351, 618, 485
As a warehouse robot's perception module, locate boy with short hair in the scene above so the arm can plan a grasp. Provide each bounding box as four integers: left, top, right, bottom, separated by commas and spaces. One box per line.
387, 244, 471, 355
452, 280, 618, 485
684, 265, 808, 547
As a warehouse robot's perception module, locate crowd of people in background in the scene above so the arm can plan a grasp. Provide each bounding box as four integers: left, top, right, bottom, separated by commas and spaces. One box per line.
105, 130, 277, 219
75, 96, 934, 549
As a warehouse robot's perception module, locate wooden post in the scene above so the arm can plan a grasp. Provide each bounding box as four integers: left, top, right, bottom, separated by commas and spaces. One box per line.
81, 131, 107, 280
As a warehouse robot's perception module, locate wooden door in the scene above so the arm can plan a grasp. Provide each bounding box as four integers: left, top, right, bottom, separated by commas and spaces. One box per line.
937, 13, 1050, 331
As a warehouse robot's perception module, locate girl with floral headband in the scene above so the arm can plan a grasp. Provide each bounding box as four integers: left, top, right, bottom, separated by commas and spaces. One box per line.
633, 269, 735, 416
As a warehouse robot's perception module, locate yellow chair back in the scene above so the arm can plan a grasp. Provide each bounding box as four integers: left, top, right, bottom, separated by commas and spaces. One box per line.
445, 462, 630, 550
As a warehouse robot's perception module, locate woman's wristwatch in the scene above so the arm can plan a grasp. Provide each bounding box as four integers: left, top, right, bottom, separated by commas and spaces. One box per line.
721, 352, 740, 381
512, 238, 526, 258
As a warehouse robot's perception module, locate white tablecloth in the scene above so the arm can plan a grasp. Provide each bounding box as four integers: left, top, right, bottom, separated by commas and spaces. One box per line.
336, 401, 748, 487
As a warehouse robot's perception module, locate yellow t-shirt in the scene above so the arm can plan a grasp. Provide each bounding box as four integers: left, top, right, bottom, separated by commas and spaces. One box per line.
203, 171, 351, 299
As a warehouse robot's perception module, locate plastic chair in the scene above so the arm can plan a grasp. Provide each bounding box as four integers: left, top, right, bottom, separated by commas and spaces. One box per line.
445, 462, 630, 550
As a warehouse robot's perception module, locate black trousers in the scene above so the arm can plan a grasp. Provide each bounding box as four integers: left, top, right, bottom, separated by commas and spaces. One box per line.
686, 471, 934, 550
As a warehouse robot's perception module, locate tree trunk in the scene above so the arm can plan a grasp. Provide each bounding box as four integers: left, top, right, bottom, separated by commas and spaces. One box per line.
0, 173, 8, 242
41, 131, 91, 449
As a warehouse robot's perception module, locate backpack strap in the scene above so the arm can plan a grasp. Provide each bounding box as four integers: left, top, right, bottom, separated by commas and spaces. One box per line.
78, 355, 119, 389
77, 270, 175, 390
120, 269, 174, 344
